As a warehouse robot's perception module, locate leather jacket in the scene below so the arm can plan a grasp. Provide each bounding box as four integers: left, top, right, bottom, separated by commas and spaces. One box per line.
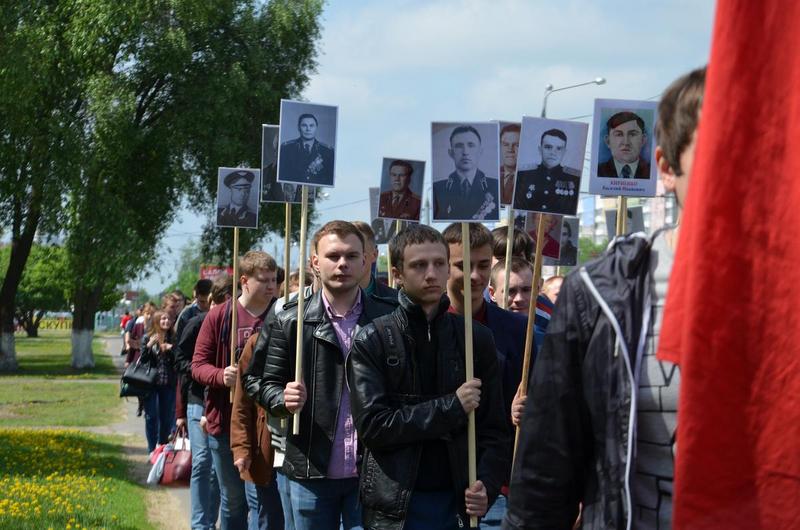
347, 291, 511, 530
503, 233, 656, 530
250, 288, 396, 480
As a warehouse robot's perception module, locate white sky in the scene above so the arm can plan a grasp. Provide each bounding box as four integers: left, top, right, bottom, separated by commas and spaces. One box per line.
139, 0, 715, 294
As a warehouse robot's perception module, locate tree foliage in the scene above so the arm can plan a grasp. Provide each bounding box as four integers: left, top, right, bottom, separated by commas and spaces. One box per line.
0, 244, 70, 337
0, 0, 325, 368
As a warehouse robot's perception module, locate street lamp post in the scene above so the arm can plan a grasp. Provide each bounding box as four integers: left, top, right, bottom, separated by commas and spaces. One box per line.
541, 77, 606, 118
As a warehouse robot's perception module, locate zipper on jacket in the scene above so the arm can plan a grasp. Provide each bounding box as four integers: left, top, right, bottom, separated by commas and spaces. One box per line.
456, 513, 464, 528
305, 332, 317, 479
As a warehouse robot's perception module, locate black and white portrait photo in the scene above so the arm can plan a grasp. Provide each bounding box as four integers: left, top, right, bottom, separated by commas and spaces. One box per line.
499, 121, 521, 206
589, 98, 658, 197
545, 216, 579, 266
512, 117, 588, 216
605, 205, 645, 237
277, 100, 338, 187
369, 186, 396, 245
377, 158, 425, 221
216, 167, 261, 229
261, 124, 302, 203
431, 122, 500, 222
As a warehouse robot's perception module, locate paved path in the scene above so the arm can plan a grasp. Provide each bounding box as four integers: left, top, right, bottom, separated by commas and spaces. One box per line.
102, 336, 191, 530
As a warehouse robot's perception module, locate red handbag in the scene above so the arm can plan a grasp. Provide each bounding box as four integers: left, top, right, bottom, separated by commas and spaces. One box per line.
160, 427, 191, 486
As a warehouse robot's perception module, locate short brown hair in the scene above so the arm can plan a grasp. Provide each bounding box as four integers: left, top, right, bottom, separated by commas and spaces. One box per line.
350, 220, 376, 249
442, 223, 492, 250
311, 221, 365, 253
390, 224, 449, 271
239, 250, 277, 277
656, 66, 706, 176
491, 226, 534, 262
210, 274, 233, 304
490, 256, 534, 288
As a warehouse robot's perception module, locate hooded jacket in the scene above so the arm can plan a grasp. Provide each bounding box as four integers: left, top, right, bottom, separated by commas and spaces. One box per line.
503, 233, 655, 530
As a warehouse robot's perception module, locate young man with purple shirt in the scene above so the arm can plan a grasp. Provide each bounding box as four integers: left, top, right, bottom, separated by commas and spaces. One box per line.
252, 221, 396, 529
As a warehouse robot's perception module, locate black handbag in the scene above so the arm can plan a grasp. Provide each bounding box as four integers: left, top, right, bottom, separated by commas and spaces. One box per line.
119, 378, 151, 398
122, 355, 157, 389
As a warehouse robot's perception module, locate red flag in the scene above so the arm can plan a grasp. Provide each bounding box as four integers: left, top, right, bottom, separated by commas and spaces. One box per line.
658, 1, 800, 528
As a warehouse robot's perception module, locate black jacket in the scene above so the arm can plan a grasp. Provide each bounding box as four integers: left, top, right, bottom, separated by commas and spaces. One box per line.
251, 288, 396, 480
503, 233, 655, 530
347, 291, 511, 530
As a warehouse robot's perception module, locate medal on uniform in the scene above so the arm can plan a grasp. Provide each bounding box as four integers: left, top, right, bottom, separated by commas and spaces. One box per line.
526, 184, 535, 199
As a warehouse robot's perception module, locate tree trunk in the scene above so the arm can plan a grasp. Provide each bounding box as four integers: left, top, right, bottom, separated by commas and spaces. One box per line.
71, 285, 102, 369
0, 199, 40, 371
17, 310, 40, 338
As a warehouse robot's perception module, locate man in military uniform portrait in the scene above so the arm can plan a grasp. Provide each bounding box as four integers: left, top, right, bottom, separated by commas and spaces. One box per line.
597, 110, 651, 178
217, 169, 258, 228
278, 112, 335, 186
499, 122, 521, 205
513, 128, 581, 215
378, 159, 422, 220
433, 124, 499, 221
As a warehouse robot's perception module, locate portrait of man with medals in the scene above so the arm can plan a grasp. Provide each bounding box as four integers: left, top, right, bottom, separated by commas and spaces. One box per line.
513, 127, 582, 216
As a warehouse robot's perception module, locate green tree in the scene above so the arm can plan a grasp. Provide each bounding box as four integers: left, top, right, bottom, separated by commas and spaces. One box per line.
0, 245, 70, 337
579, 237, 609, 264
165, 240, 204, 297
1, 1, 324, 369
0, 3, 87, 369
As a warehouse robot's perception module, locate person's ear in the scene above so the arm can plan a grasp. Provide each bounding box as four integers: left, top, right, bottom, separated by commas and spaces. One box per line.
603, 134, 610, 149
655, 145, 678, 193
391, 266, 402, 284
448, 147, 454, 160
310, 253, 320, 274
488, 285, 497, 302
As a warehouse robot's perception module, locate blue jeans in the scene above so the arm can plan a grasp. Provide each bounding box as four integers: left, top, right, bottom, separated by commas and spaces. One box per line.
144, 384, 176, 452
405, 490, 461, 530
208, 431, 248, 530
245, 480, 284, 530
288, 477, 361, 530
481, 494, 506, 528
188, 402, 221, 530
276, 469, 295, 530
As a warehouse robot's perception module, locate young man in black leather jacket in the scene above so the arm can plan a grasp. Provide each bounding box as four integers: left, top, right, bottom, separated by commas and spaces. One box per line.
347, 224, 510, 530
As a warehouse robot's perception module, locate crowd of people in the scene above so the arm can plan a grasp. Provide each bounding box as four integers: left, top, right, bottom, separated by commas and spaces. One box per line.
118, 65, 703, 530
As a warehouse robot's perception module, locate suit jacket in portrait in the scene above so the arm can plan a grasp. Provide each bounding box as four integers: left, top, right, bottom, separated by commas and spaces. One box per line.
263, 164, 302, 203
513, 163, 581, 215
433, 169, 499, 221
217, 205, 257, 228
279, 138, 334, 186
596, 158, 650, 179
378, 189, 422, 220
500, 165, 516, 206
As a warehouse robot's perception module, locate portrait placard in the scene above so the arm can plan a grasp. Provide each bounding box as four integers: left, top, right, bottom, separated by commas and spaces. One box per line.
377, 158, 426, 221
277, 100, 338, 188
589, 99, 658, 197
498, 121, 521, 206
431, 122, 500, 222
216, 167, 261, 229
262, 124, 302, 204
369, 187, 396, 245
544, 216, 579, 266
604, 205, 645, 236
512, 117, 588, 216
524, 212, 563, 260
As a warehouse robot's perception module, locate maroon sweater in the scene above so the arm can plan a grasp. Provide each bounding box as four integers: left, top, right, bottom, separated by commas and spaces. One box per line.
191, 301, 267, 436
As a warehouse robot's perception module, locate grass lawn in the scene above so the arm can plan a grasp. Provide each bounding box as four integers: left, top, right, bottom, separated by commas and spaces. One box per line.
0, 428, 155, 530
9, 329, 118, 379
0, 380, 124, 428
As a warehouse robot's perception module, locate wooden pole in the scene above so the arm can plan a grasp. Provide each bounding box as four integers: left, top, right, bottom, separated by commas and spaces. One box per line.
513, 215, 546, 459
461, 223, 478, 529
283, 203, 291, 301
292, 186, 309, 435
616, 196, 628, 236
229, 227, 240, 402
501, 207, 514, 309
